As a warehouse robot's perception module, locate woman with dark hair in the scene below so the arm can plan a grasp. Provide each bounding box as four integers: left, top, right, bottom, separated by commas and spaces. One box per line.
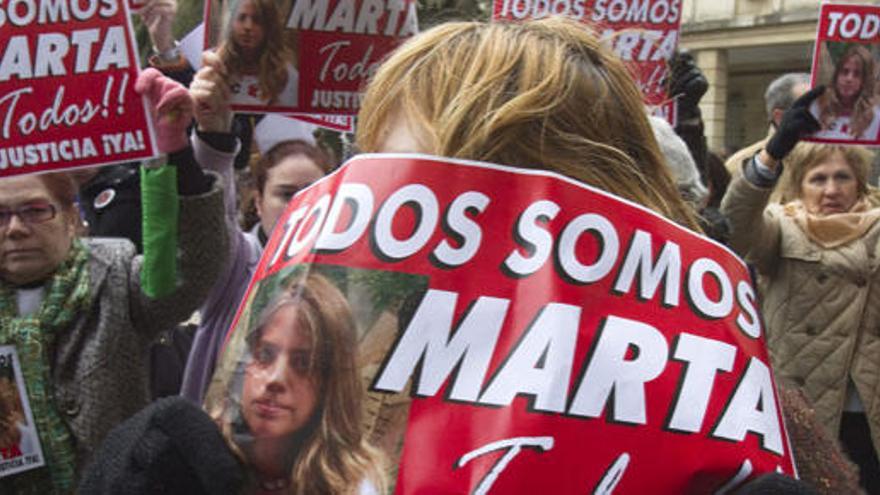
208, 272, 383, 494
218, 0, 298, 107
248, 140, 333, 242
810, 45, 880, 141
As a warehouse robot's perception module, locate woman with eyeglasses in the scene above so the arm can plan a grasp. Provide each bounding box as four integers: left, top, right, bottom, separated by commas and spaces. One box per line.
0, 69, 227, 494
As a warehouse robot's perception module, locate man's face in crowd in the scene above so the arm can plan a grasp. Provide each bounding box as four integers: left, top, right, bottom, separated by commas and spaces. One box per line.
772, 82, 811, 127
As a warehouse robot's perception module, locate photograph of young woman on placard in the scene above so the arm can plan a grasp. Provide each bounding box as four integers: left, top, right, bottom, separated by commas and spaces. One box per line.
809, 43, 880, 142
207, 271, 384, 494
216, 0, 299, 109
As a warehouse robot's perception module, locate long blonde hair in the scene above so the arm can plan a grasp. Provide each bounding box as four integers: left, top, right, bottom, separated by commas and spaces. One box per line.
357, 17, 700, 230
218, 0, 292, 105
213, 272, 384, 494
818, 45, 876, 139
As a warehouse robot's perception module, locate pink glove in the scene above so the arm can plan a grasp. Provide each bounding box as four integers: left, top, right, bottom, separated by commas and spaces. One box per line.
135, 68, 194, 153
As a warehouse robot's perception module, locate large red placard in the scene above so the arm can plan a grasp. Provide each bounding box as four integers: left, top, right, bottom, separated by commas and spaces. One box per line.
0, 0, 157, 178
210, 154, 797, 494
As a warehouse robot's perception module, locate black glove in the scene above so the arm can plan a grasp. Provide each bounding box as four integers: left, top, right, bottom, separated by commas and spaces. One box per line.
669, 51, 709, 122
765, 86, 824, 161
733, 473, 818, 495
79, 397, 244, 495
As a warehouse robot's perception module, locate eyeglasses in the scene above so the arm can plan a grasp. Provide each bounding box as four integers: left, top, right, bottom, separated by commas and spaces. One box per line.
0, 204, 57, 228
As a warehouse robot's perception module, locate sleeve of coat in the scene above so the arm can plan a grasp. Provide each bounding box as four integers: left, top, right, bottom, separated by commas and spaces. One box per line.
720, 171, 783, 275
127, 171, 229, 336
190, 133, 255, 296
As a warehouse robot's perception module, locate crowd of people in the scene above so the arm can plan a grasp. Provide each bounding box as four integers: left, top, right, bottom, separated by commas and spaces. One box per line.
2, 0, 880, 494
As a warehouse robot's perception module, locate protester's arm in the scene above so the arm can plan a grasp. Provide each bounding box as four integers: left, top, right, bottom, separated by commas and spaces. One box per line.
140, 0, 195, 85
128, 69, 228, 335
188, 53, 259, 316
721, 87, 824, 273
669, 51, 709, 180
190, 52, 237, 218
719, 157, 782, 272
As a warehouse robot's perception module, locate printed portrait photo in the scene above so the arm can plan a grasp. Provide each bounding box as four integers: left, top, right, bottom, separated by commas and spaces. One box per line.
0, 347, 43, 477
203, 263, 427, 493
809, 41, 880, 143
208, 0, 300, 111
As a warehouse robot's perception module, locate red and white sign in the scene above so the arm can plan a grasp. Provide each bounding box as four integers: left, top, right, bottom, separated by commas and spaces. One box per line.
290, 112, 355, 132
204, 0, 417, 115
213, 154, 797, 493
492, 0, 681, 125
0, 0, 157, 178
807, 2, 880, 145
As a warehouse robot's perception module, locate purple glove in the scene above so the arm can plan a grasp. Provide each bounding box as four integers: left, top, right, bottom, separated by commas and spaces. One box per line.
135, 68, 194, 153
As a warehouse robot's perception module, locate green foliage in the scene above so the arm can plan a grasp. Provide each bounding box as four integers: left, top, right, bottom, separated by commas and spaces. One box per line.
418, 0, 492, 28
174, 0, 206, 37
245, 264, 427, 332
348, 269, 427, 311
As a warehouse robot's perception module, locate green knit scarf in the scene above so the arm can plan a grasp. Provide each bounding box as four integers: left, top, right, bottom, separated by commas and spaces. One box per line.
0, 241, 91, 494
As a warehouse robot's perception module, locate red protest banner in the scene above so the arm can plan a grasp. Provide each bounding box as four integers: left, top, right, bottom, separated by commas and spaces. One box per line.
0, 0, 157, 178
493, 0, 681, 124
203, 0, 417, 115
807, 2, 880, 145
205, 154, 797, 494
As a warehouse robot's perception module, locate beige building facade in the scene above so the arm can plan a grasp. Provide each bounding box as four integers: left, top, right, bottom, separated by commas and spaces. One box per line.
680, 0, 820, 155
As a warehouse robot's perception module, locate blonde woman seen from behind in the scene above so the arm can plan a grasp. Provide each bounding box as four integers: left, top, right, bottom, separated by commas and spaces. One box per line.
356, 18, 700, 231
358, 17, 859, 494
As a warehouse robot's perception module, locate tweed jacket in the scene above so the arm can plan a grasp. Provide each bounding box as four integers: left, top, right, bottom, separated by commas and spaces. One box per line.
721, 173, 880, 451
50, 179, 227, 471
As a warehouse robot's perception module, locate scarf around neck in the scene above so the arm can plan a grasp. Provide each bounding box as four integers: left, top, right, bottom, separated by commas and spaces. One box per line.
0, 240, 91, 494
784, 198, 880, 249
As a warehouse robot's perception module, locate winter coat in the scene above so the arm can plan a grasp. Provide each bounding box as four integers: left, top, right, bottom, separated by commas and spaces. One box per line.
53, 179, 227, 471
721, 173, 880, 454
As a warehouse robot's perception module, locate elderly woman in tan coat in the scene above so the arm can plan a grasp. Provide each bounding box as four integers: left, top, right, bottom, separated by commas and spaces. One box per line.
722, 86, 880, 492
